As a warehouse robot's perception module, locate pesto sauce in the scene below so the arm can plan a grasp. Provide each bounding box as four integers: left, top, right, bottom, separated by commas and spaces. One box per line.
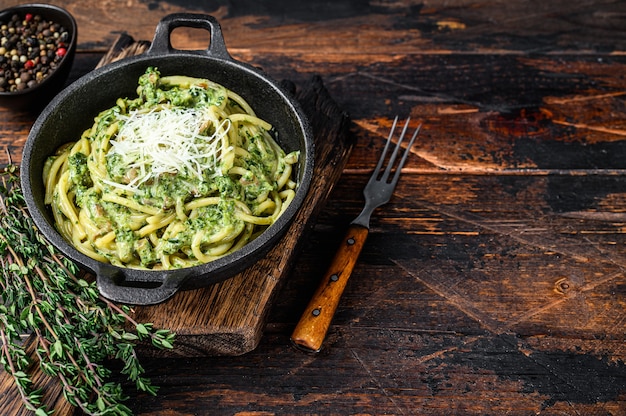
79, 67, 291, 267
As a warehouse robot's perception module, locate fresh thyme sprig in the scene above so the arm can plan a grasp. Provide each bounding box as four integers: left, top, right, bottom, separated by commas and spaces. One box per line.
0, 165, 176, 415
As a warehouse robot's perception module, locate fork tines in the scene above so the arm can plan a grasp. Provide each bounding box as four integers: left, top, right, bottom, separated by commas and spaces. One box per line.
376, 116, 421, 184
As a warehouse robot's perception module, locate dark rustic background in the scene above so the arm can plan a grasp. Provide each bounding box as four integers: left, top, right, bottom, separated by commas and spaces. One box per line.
0, 0, 625, 414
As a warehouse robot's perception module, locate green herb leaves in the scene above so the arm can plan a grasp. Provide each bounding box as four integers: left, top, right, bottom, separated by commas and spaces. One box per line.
0, 165, 176, 415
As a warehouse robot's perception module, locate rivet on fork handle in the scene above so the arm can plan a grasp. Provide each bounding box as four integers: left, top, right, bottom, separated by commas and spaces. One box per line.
291, 224, 369, 353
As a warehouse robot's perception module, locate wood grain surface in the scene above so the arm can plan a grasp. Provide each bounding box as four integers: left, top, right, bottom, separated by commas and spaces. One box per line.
1, 0, 625, 415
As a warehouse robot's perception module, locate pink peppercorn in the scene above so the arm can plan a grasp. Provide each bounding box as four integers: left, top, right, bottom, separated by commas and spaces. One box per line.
56, 47, 67, 57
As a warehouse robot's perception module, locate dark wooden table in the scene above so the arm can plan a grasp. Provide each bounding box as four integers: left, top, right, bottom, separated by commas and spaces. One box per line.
1, 0, 626, 414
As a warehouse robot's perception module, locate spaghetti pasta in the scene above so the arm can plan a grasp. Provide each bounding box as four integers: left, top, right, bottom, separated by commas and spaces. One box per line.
43, 67, 299, 270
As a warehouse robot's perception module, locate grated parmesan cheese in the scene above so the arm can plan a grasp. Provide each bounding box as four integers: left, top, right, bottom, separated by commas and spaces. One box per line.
105, 107, 231, 191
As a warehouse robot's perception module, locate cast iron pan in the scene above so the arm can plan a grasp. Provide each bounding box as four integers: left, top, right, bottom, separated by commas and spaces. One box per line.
21, 14, 314, 305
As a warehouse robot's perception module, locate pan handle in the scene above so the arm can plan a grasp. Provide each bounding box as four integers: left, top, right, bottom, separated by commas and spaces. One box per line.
96, 270, 184, 305
147, 13, 232, 60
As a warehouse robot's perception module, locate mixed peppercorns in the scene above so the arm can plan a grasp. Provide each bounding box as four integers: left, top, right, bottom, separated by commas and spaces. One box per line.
0, 12, 70, 92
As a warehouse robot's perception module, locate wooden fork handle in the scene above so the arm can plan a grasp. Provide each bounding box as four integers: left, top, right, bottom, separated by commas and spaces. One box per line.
290, 224, 369, 352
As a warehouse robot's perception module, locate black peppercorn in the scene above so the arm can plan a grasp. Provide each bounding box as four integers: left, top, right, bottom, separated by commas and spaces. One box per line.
0, 12, 70, 93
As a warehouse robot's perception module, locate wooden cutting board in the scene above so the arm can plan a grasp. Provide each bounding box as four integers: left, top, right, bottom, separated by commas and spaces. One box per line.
97, 34, 353, 357
0, 33, 351, 414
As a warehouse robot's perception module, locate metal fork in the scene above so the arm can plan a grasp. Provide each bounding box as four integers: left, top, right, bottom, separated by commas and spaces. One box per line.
291, 116, 421, 352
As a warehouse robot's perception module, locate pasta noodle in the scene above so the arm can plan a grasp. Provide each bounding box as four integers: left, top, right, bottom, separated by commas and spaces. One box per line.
43, 67, 299, 270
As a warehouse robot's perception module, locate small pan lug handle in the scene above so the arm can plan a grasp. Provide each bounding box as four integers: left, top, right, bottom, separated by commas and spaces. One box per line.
147, 13, 232, 60
96, 270, 183, 305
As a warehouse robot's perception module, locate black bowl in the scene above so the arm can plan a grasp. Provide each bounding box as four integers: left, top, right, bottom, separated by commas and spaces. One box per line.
21, 13, 314, 305
0, 3, 77, 111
